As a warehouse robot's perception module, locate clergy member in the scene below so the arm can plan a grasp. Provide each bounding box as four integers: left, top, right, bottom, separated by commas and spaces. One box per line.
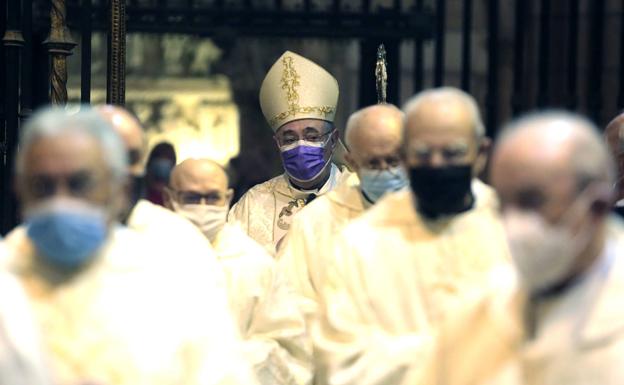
2, 107, 256, 385
312, 87, 515, 385
493, 111, 624, 385
228, 51, 349, 254
166, 158, 311, 385
97, 105, 220, 269
277, 104, 408, 318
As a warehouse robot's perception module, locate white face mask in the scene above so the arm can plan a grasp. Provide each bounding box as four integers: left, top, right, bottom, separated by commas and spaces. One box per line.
172, 201, 228, 243
502, 199, 592, 294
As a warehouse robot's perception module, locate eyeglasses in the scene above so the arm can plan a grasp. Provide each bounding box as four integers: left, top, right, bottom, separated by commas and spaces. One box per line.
168, 188, 225, 205
276, 130, 333, 147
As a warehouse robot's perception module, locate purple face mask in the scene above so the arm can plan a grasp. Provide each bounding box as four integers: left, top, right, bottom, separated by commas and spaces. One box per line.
280, 139, 331, 182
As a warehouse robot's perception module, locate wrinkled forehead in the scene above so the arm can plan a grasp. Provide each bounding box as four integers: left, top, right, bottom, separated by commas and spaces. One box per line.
276, 119, 330, 136
172, 163, 228, 192
404, 127, 475, 149
491, 141, 576, 208
23, 132, 106, 177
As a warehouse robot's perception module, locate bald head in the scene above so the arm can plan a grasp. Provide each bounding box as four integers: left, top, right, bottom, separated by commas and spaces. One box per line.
96, 105, 144, 176
167, 158, 232, 207
605, 112, 624, 199
605, 112, 624, 151
403, 87, 484, 139
345, 104, 404, 172
492, 111, 614, 222
401, 87, 488, 172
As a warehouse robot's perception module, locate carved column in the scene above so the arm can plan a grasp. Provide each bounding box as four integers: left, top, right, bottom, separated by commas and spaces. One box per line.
43, 0, 76, 105
2, 0, 25, 234
106, 0, 126, 105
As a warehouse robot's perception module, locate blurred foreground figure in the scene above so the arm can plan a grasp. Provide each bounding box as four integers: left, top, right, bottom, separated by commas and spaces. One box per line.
492, 111, 622, 385
166, 158, 311, 385
2, 107, 256, 385
229, 51, 349, 254
0, 268, 51, 385
312, 88, 517, 385
604, 113, 624, 215
277, 104, 407, 319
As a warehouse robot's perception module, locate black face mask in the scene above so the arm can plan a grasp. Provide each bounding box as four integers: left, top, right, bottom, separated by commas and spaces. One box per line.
408, 165, 474, 218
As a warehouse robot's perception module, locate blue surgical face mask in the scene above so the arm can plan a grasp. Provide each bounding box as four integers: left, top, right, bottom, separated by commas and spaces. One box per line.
26, 198, 108, 269
359, 166, 409, 203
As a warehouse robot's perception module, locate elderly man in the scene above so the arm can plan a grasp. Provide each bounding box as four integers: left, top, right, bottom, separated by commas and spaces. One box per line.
165, 158, 310, 385
97, 105, 218, 267
277, 104, 408, 318
604, 113, 624, 214
2, 107, 256, 385
312, 87, 513, 385
229, 51, 349, 254
492, 111, 623, 385
97, 105, 144, 202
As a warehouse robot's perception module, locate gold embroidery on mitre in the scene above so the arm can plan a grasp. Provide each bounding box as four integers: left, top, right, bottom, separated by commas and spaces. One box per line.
269, 55, 335, 128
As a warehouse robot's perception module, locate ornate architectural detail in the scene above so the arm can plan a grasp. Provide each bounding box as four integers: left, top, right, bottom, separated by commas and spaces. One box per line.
44, 0, 77, 105
375, 43, 387, 104
107, 0, 127, 105
269, 55, 335, 128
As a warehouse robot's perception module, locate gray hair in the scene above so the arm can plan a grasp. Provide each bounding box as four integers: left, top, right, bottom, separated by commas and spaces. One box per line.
16, 106, 128, 185
402, 87, 485, 138
497, 110, 616, 190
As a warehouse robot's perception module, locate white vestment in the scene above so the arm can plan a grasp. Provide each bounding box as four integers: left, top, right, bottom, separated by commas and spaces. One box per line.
313, 181, 517, 385
277, 173, 364, 318
228, 164, 348, 254
521, 218, 624, 385
2, 225, 257, 385
213, 223, 311, 385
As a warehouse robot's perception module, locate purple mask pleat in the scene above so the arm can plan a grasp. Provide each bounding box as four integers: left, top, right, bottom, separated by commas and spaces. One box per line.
281, 144, 328, 182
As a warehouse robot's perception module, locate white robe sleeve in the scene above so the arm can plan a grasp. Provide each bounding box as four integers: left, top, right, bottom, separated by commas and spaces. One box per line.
170, 256, 259, 385
244, 265, 312, 385
229, 194, 250, 231
0, 271, 52, 385
275, 218, 319, 317
218, 224, 311, 385
311, 237, 438, 385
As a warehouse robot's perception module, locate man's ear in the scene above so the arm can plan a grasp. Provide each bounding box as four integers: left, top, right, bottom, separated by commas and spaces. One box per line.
587, 182, 615, 219
225, 188, 234, 207
162, 187, 174, 210
344, 152, 359, 172
473, 137, 491, 177
330, 129, 340, 148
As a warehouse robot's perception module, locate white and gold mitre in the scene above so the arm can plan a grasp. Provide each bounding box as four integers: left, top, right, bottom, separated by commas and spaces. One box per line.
259, 51, 339, 131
